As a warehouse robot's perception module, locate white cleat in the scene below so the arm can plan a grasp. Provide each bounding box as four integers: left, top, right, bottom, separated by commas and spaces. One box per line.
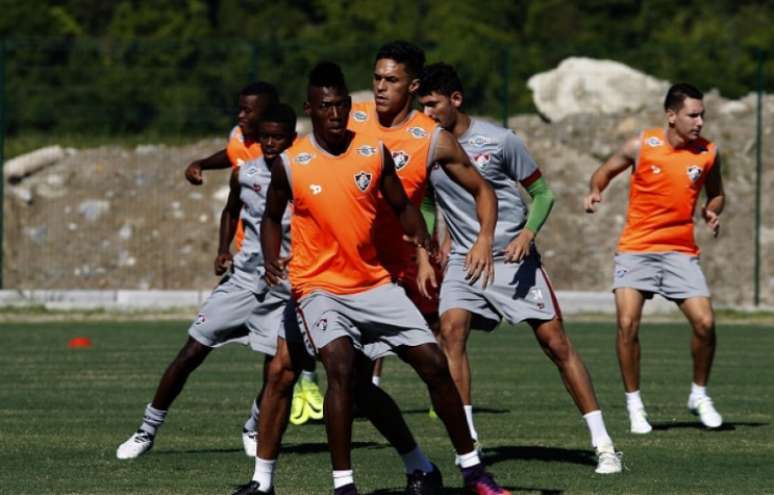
688, 396, 723, 429
595, 441, 623, 474
116, 430, 154, 459
628, 407, 653, 434
242, 429, 257, 457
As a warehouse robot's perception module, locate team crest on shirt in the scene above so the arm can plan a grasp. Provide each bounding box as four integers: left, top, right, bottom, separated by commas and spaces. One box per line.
357, 145, 377, 157
315, 317, 328, 332
468, 135, 493, 147
473, 153, 491, 169
408, 126, 428, 138
194, 313, 206, 325
392, 151, 410, 171
295, 153, 315, 165
252, 183, 262, 193
354, 171, 373, 192
686, 165, 703, 183
352, 111, 368, 123
646, 136, 663, 148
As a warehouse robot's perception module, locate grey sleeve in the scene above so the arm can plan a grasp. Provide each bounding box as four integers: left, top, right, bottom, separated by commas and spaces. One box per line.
280, 152, 293, 190
501, 132, 539, 181
426, 126, 443, 166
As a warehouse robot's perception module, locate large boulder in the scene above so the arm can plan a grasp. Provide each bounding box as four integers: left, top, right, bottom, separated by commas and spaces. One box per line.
527, 57, 670, 121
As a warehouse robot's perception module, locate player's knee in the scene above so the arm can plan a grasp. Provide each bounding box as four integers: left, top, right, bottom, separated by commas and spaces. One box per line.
415, 347, 452, 386
324, 360, 355, 390
692, 315, 715, 339
176, 340, 210, 370
439, 319, 467, 353
617, 316, 640, 341
266, 361, 297, 395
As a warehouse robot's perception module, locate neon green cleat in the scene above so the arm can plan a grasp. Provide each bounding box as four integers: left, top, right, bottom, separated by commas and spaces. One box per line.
301, 376, 324, 420
428, 406, 438, 419
289, 383, 310, 425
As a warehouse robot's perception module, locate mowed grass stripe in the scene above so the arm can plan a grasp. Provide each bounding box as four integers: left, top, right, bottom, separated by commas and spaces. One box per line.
0, 321, 772, 494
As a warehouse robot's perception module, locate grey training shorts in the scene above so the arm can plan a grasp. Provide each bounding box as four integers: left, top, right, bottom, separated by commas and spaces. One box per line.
439, 251, 559, 331
612, 252, 711, 300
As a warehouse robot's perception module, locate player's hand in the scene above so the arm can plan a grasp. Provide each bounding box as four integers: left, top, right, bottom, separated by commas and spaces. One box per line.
435, 233, 452, 268
584, 190, 601, 213
264, 255, 291, 286
702, 207, 720, 237
416, 254, 438, 300
214, 252, 232, 276
403, 233, 437, 257
504, 229, 534, 263
464, 237, 494, 288
185, 161, 204, 185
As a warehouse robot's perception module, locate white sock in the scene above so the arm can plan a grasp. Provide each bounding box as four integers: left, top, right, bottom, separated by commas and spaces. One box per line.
455, 449, 481, 469
301, 370, 316, 382
464, 405, 478, 441
690, 382, 708, 399
252, 457, 276, 491
140, 404, 167, 435
401, 446, 434, 474
332, 469, 354, 489
372, 375, 381, 387
243, 398, 260, 432
625, 390, 645, 412
583, 410, 612, 448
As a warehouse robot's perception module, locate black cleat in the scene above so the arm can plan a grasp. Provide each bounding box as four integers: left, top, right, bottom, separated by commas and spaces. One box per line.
405, 463, 444, 495
334, 483, 359, 495
231, 481, 274, 495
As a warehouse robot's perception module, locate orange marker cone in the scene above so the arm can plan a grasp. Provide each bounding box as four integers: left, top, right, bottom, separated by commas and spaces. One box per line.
68, 336, 93, 348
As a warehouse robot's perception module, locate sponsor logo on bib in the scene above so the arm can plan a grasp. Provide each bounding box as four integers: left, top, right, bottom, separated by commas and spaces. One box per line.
646, 136, 663, 148
296, 153, 314, 165
408, 126, 427, 138
352, 111, 368, 123
357, 145, 377, 157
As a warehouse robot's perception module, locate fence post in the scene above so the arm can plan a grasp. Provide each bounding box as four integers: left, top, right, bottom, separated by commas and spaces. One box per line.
501, 46, 510, 128
0, 38, 6, 289
754, 51, 764, 306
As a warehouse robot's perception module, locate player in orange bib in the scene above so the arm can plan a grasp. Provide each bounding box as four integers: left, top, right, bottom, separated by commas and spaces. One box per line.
184, 82, 276, 250
231, 61, 508, 495
585, 83, 726, 433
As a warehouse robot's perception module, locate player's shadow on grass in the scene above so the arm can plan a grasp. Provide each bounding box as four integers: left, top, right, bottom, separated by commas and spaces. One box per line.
368, 486, 562, 494
160, 441, 386, 456
484, 445, 596, 468
401, 406, 510, 416
650, 420, 768, 432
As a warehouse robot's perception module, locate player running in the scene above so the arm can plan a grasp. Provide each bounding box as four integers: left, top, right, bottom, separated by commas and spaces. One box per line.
418, 62, 623, 474
115, 103, 298, 460
585, 82, 725, 433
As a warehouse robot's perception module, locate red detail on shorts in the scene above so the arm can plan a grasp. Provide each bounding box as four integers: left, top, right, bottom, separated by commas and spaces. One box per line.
539, 266, 562, 321
295, 305, 318, 354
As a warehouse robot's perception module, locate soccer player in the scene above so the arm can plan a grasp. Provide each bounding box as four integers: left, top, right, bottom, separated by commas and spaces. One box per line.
115, 103, 298, 460
241, 61, 509, 495
584, 82, 725, 433
417, 62, 622, 474
184, 82, 324, 425
348, 41, 498, 328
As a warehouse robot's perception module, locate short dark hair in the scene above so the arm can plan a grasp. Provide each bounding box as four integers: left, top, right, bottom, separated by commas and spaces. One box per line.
261, 103, 296, 133
308, 61, 348, 92
417, 63, 464, 98
240, 81, 279, 103
375, 40, 425, 79
664, 83, 703, 112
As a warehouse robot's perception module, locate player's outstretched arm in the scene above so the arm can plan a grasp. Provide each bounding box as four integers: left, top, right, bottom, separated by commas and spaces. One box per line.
505, 174, 555, 263
585, 135, 640, 213
433, 130, 496, 287
214, 168, 243, 275
261, 159, 292, 286
185, 148, 230, 185
702, 153, 725, 237
379, 145, 433, 252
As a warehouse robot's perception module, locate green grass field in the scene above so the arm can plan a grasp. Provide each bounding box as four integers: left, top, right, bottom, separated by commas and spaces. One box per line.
1, 320, 772, 494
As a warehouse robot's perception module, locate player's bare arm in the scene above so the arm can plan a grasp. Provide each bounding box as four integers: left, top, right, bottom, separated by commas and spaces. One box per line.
702, 153, 725, 237
214, 168, 243, 275
434, 129, 497, 287
585, 135, 640, 213
185, 148, 231, 185
261, 160, 292, 286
